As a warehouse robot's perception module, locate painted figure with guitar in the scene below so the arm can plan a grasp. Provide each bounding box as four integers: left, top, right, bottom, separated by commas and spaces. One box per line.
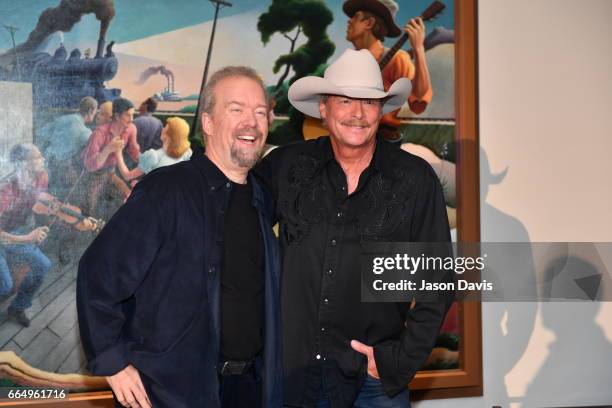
0, 143, 101, 327
344, 0, 445, 141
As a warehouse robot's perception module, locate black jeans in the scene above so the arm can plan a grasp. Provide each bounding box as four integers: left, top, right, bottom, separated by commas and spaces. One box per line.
219, 356, 262, 408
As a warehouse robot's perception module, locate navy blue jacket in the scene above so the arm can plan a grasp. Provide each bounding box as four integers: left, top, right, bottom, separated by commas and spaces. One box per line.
76, 151, 283, 407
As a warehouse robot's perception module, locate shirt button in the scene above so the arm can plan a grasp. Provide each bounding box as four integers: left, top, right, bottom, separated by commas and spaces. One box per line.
330, 239, 337, 246
225, 182, 231, 189
208, 266, 216, 273
341, 186, 346, 191
323, 298, 329, 305
326, 269, 333, 276
316, 354, 321, 360
337, 212, 343, 218
321, 327, 326, 332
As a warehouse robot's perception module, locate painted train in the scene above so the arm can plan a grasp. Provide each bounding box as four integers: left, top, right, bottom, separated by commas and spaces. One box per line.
0, 41, 121, 110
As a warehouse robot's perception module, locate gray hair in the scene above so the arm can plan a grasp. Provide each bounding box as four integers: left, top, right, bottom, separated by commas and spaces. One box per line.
79, 96, 98, 116
200, 66, 267, 115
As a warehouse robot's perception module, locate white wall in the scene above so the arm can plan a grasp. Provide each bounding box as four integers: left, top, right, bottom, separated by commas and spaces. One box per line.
417, 1, 612, 406
0, 81, 32, 151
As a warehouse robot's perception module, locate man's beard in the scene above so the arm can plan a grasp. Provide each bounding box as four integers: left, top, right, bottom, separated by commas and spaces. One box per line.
230, 144, 263, 168
230, 126, 265, 168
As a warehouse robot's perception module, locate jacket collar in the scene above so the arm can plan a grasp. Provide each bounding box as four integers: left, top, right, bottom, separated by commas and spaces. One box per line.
190, 147, 274, 219
190, 147, 230, 190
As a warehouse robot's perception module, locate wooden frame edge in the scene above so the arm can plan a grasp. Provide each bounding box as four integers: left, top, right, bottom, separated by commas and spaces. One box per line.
410, 0, 483, 400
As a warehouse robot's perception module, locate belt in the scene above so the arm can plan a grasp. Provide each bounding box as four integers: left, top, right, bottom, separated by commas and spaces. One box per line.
219, 359, 254, 376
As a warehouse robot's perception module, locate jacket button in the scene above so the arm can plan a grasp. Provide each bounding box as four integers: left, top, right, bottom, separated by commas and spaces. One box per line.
330, 239, 337, 246
326, 269, 333, 276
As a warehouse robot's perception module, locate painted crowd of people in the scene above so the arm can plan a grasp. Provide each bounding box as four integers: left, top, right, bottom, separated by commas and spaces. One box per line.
0, 94, 192, 327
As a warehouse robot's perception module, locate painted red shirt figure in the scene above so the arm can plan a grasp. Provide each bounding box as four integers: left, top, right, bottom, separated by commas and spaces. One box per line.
82, 98, 140, 172
80, 97, 139, 220
345, 0, 433, 139
0, 144, 52, 328
0, 171, 48, 233
82, 122, 140, 172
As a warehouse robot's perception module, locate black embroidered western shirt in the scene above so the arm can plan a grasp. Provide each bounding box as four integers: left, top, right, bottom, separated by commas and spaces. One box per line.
257, 137, 453, 407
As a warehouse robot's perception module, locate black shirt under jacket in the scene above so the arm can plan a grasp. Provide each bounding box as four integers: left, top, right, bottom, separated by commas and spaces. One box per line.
221, 182, 265, 360
257, 137, 452, 407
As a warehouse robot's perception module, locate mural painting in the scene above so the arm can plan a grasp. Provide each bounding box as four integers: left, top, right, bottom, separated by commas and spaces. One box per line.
0, 0, 457, 391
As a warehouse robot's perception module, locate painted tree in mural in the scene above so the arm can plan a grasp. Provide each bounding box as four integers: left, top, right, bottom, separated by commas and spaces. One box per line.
258, 0, 335, 143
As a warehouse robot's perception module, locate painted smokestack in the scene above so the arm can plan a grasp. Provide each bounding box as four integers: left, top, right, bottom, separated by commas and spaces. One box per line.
2, 0, 115, 58
95, 20, 109, 58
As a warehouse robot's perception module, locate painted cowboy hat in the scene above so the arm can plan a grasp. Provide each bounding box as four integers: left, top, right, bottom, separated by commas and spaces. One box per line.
288, 49, 411, 119
343, 0, 402, 38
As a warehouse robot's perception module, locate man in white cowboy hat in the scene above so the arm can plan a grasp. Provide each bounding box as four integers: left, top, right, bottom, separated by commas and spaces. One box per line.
344, 0, 432, 141
257, 49, 452, 407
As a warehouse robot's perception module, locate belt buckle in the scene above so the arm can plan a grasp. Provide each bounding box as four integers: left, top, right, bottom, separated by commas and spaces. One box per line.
220, 360, 248, 376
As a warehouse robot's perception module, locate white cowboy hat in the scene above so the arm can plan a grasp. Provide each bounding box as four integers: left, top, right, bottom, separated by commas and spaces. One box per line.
288, 49, 411, 119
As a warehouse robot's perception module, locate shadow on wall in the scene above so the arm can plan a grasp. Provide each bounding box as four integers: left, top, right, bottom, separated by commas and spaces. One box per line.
522, 257, 612, 406
477, 144, 538, 408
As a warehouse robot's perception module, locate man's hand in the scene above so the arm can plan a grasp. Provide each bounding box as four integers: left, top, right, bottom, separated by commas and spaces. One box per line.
106, 136, 126, 154
351, 340, 380, 379
404, 17, 426, 51
106, 365, 151, 408
27, 226, 49, 244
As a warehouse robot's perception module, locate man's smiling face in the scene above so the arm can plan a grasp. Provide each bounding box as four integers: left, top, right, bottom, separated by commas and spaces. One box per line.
319, 95, 382, 150
203, 76, 269, 170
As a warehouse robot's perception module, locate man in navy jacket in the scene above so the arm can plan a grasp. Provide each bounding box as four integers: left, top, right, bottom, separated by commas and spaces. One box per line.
77, 66, 282, 408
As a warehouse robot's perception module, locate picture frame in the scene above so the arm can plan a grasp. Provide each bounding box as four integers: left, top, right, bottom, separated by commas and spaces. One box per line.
411, 0, 483, 400
0, 0, 482, 404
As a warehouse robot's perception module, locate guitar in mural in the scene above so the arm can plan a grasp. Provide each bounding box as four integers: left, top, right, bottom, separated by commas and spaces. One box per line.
303, 0, 447, 140
378, 1, 446, 69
